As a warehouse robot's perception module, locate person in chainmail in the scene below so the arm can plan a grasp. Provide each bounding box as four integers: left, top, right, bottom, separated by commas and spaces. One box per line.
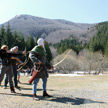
29, 38, 53, 101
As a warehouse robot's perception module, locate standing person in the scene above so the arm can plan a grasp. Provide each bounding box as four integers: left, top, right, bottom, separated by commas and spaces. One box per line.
4, 46, 23, 89
17, 69, 21, 84
25, 68, 31, 76
0, 45, 24, 93
29, 38, 53, 101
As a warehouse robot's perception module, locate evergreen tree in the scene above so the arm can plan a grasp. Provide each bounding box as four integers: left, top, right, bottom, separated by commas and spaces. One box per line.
0, 25, 6, 46
105, 42, 108, 57
16, 32, 25, 51
89, 22, 108, 54
13, 31, 20, 46
54, 37, 83, 54
26, 36, 35, 51
45, 41, 53, 62
35, 35, 39, 45
5, 23, 14, 48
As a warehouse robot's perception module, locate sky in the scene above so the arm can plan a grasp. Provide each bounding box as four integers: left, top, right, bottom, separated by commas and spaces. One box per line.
0, 0, 108, 24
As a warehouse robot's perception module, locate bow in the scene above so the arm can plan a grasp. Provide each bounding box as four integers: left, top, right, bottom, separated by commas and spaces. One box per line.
53, 49, 72, 67
17, 46, 29, 71
17, 49, 72, 71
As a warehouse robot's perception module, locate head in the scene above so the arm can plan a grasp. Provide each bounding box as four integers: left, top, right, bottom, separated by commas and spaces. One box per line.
37, 38, 46, 52
37, 38, 45, 47
1, 45, 8, 51
10, 46, 18, 53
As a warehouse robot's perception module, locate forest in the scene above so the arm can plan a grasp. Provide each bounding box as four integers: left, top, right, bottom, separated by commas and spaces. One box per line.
0, 24, 52, 62
1, 22, 108, 72
54, 22, 108, 57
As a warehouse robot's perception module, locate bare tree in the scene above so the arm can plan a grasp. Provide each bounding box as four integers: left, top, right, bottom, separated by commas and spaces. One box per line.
52, 49, 108, 74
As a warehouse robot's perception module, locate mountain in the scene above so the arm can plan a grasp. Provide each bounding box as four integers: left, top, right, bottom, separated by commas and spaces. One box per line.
0, 14, 95, 44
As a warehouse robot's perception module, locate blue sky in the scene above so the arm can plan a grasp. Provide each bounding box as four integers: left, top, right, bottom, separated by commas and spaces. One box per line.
0, 0, 108, 24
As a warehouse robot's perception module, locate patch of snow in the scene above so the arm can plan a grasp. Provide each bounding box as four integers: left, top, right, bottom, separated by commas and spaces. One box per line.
50, 74, 83, 77
73, 71, 88, 74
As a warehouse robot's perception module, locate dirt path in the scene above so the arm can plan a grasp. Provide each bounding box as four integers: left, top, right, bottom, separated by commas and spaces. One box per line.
0, 74, 108, 108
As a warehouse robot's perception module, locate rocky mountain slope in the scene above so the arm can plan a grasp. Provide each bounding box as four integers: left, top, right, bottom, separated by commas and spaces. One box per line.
0, 14, 95, 44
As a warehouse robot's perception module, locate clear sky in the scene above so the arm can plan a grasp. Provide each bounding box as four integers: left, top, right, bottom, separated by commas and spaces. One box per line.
0, 0, 108, 24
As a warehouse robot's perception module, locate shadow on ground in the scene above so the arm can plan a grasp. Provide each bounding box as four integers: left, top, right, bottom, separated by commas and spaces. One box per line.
48, 97, 105, 105
0, 92, 105, 105
19, 82, 31, 85
20, 87, 54, 91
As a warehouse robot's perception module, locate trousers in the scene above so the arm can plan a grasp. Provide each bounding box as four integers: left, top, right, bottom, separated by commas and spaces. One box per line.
33, 77, 47, 94
4, 65, 17, 87
0, 65, 14, 88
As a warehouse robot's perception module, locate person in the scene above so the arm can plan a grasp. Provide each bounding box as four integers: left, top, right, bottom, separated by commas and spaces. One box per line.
29, 38, 53, 101
0, 45, 25, 93
4, 46, 23, 89
17, 70, 21, 83
25, 68, 31, 76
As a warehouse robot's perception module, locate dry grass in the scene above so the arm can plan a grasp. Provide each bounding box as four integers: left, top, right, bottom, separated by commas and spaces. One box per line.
0, 74, 108, 108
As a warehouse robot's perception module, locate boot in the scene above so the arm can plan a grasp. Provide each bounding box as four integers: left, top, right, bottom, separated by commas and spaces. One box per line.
4, 86, 7, 89
43, 91, 52, 97
18, 80, 21, 84
15, 86, 21, 91
10, 87, 16, 93
33, 94, 40, 101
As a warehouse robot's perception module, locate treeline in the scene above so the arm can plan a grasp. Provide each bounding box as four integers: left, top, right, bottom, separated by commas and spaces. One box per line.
54, 22, 108, 57
53, 36, 87, 55
89, 22, 108, 57
1, 21, 108, 62
0, 24, 52, 62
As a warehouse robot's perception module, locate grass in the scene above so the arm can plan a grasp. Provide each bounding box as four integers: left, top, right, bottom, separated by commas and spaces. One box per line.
0, 74, 108, 108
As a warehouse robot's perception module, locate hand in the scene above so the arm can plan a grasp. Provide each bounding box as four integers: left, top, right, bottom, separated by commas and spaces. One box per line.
50, 66, 54, 70
37, 61, 42, 65
22, 51, 26, 55
20, 62, 24, 65
7, 50, 11, 53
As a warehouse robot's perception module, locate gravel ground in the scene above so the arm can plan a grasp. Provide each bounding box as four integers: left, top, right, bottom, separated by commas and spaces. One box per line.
0, 74, 108, 108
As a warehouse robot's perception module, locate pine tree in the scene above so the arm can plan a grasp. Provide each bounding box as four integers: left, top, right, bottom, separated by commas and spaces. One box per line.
26, 36, 35, 51
0, 25, 6, 46
35, 35, 39, 45
17, 32, 25, 51
89, 22, 108, 54
45, 41, 53, 62
105, 42, 108, 57
13, 31, 19, 46
5, 23, 14, 48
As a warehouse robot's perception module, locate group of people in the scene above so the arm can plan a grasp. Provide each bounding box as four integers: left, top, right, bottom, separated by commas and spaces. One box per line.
0, 45, 24, 93
0, 38, 53, 101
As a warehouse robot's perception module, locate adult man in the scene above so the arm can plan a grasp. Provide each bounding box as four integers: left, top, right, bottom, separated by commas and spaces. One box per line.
29, 38, 53, 101
0, 45, 24, 93
4, 46, 23, 89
